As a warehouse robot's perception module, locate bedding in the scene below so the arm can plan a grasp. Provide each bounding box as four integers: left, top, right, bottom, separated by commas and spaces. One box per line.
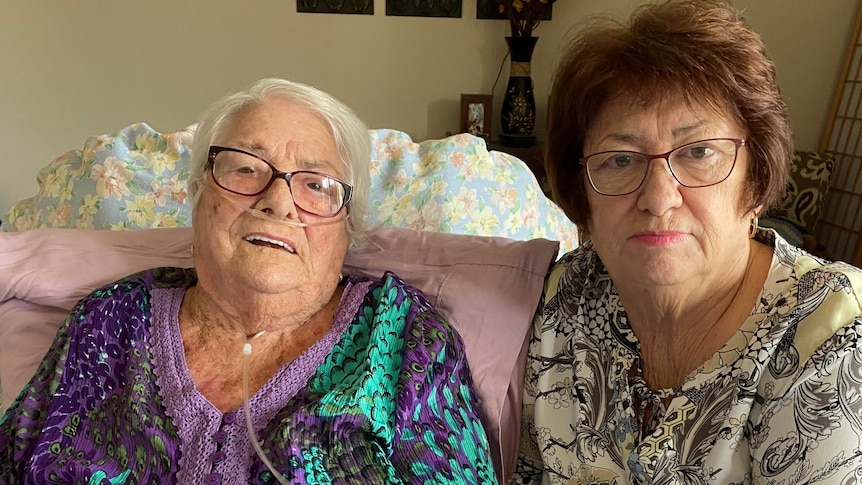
0, 226, 558, 481
0, 123, 577, 481
1, 124, 579, 254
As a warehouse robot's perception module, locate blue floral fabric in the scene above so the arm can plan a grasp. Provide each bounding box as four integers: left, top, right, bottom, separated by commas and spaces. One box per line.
2, 125, 578, 254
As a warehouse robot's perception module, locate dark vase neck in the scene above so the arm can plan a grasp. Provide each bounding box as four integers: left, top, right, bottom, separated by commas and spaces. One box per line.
505, 36, 538, 63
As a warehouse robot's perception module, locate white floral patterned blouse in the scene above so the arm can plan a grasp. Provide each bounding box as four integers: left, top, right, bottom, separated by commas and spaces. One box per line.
511, 229, 862, 484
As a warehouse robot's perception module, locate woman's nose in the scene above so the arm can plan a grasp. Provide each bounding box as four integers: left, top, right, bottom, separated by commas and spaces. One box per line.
636, 157, 684, 215
256, 176, 300, 219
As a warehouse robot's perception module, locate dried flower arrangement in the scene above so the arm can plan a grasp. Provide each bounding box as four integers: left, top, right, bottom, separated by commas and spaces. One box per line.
497, 0, 556, 37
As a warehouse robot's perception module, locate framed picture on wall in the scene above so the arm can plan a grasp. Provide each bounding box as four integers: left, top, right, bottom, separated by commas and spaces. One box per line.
460, 94, 493, 139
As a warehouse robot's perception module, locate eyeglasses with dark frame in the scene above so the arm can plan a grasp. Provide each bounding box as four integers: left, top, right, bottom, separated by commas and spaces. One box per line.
579, 138, 746, 196
207, 146, 353, 218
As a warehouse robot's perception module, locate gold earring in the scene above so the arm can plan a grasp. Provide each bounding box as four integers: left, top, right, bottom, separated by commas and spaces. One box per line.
748, 214, 759, 238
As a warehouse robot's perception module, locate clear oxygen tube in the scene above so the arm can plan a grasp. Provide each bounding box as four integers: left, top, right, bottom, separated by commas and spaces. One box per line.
219, 185, 342, 482
214, 185, 348, 229
242, 331, 292, 485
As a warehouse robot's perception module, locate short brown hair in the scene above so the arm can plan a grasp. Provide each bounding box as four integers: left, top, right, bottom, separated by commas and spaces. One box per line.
545, 0, 793, 231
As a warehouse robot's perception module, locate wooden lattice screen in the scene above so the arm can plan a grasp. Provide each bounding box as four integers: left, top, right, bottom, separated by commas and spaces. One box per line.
818, 0, 862, 266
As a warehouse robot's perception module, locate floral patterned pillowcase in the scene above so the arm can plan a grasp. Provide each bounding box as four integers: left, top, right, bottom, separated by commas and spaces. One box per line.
2, 123, 194, 231
2, 124, 579, 253
368, 129, 578, 252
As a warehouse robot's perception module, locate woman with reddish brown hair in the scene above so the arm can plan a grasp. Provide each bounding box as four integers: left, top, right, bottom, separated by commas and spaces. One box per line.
512, 0, 862, 483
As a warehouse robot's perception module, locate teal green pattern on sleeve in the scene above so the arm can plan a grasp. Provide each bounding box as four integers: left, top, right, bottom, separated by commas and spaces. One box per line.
264, 272, 497, 483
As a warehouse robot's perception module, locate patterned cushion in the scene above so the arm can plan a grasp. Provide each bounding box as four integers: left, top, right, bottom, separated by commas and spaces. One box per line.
758, 216, 804, 248
2, 125, 579, 252
775, 151, 835, 234
368, 129, 578, 252
1, 123, 194, 231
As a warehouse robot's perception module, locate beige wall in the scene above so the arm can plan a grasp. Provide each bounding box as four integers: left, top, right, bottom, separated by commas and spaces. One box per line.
0, 0, 857, 215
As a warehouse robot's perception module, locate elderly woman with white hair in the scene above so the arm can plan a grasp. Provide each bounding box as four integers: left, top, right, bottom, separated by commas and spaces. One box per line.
0, 78, 497, 484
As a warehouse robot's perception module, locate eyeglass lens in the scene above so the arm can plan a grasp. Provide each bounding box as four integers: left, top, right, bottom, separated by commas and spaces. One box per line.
212, 149, 348, 217
584, 138, 740, 195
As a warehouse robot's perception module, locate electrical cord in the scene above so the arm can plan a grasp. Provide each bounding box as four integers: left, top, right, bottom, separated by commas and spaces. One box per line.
490, 49, 511, 96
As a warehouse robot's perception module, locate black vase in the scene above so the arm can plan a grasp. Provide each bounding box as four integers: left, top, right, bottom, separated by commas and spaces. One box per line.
500, 36, 538, 148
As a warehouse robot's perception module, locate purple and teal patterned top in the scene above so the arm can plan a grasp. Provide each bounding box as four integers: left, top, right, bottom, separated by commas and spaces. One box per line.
0, 268, 497, 484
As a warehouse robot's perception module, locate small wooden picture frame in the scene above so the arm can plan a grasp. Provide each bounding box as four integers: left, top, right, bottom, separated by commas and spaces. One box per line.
460, 94, 493, 139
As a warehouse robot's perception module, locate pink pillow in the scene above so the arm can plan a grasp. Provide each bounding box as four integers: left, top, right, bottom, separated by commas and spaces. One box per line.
342, 227, 558, 480
0, 227, 196, 415
0, 227, 558, 481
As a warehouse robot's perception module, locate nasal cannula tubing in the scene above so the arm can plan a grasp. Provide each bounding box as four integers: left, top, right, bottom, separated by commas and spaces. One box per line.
242, 331, 291, 485
214, 186, 348, 229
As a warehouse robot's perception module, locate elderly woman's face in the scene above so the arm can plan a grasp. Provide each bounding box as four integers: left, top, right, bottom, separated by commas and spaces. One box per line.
193, 97, 349, 297
582, 97, 754, 288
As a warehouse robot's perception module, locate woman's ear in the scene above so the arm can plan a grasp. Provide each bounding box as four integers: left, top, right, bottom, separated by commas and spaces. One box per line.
189, 179, 201, 198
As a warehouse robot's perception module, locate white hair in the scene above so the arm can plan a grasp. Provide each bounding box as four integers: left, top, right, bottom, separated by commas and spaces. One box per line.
188, 77, 371, 248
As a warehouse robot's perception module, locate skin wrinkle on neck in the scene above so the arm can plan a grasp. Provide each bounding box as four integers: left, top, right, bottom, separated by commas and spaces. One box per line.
627, 237, 769, 390
179, 282, 344, 412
